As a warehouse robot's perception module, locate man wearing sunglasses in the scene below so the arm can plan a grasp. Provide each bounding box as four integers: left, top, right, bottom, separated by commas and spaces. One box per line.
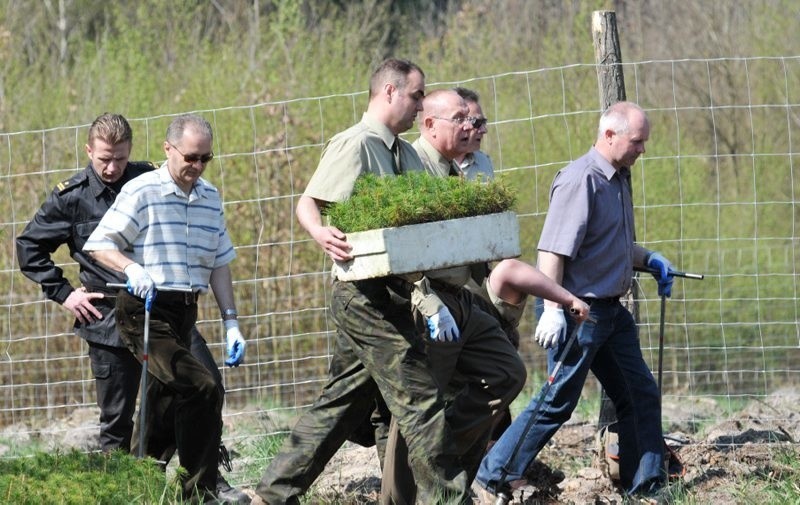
84, 114, 246, 503
453, 87, 494, 181
16, 112, 248, 504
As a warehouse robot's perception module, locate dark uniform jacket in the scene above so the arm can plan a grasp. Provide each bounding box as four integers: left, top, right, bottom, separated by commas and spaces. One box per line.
16, 161, 156, 347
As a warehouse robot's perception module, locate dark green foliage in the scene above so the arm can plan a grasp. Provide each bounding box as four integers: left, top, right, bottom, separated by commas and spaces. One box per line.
323, 172, 517, 232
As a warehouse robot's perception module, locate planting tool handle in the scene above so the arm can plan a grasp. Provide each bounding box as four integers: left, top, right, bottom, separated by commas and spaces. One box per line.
635, 266, 704, 280
106, 283, 195, 292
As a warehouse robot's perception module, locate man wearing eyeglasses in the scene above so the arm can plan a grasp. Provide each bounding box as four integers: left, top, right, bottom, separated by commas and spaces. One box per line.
83, 114, 246, 503
413, 88, 476, 178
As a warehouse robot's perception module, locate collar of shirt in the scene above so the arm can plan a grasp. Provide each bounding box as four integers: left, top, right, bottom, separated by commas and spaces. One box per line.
413, 135, 452, 177
589, 146, 620, 181
85, 164, 110, 198
156, 162, 208, 202
457, 152, 475, 170
361, 112, 397, 152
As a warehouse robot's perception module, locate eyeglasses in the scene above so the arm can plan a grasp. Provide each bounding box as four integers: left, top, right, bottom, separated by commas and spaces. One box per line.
168, 142, 214, 164
432, 115, 472, 126
467, 116, 488, 129
432, 116, 488, 129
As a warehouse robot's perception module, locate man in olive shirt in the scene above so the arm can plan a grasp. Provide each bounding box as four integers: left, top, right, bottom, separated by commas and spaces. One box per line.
255, 58, 477, 505
377, 89, 588, 505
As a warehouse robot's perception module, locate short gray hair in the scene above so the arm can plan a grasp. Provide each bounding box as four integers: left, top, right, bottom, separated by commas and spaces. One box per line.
597, 101, 645, 138
166, 114, 213, 144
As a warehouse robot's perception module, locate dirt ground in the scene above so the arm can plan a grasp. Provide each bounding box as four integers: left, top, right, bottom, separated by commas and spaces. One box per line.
4, 388, 799, 504
301, 387, 800, 504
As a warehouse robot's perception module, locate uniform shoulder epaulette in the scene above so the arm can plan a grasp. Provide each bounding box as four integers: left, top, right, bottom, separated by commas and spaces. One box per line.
128, 160, 159, 172
55, 170, 88, 194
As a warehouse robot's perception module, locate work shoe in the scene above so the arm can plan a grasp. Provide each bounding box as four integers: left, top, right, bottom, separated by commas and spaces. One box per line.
215, 474, 250, 504
471, 480, 517, 504
471, 481, 497, 504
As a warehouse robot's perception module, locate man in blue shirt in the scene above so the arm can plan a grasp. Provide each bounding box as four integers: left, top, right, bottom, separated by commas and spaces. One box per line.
475, 101, 675, 501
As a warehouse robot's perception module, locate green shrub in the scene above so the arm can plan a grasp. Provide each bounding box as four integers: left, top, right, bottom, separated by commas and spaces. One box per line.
323, 172, 517, 233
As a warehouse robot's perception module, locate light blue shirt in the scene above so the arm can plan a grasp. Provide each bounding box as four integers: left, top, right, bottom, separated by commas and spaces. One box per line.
83, 165, 236, 292
457, 150, 495, 181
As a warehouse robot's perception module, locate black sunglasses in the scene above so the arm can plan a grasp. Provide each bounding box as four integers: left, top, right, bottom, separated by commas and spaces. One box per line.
168, 142, 214, 164
467, 116, 488, 129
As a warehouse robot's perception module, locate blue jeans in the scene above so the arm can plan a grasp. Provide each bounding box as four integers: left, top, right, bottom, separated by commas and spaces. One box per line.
476, 298, 664, 494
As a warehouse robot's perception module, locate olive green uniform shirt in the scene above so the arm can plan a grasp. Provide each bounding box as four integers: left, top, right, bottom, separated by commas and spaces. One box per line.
304, 113, 450, 318
304, 113, 423, 203
412, 135, 458, 178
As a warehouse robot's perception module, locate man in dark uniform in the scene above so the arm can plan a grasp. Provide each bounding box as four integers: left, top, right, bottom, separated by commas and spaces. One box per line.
16, 112, 248, 504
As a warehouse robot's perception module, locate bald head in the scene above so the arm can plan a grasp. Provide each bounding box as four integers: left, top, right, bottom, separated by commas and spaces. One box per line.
421, 89, 466, 121
419, 89, 472, 160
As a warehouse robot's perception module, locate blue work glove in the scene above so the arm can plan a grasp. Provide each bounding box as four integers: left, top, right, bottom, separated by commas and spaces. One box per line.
123, 263, 155, 301
223, 319, 246, 367
534, 306, 567, 349
646, 251, 674, 298
426, 307, 460, 342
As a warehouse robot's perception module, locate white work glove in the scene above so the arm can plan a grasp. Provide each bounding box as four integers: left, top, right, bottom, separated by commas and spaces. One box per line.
534, 306, 567, 349
123, 263, 155, 301
223, 319, 246, 367
426, 307, 460, 342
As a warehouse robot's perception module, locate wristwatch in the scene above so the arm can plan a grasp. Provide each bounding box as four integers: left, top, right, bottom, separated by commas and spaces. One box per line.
222, 308, 238, 321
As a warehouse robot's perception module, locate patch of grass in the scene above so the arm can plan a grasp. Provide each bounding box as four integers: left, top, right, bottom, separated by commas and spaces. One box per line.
0, 449, 182, 504
238, 432, 289, 485
324, 172, 517, 233
730, 446, 800, 504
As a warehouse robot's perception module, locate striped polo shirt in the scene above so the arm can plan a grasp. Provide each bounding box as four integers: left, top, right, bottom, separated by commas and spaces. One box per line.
83, 164, 236, 293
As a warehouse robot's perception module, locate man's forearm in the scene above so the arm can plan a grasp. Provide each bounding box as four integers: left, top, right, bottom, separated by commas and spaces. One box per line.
536, 250, 566, 308
210, 265, 236, 313
88, 250, 134, 273
296, 194, 324, 235
632, 244, 651, 268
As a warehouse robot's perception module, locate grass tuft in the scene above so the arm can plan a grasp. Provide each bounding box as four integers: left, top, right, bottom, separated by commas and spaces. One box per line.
0, 449, 181, 504
323, 172, 517, 233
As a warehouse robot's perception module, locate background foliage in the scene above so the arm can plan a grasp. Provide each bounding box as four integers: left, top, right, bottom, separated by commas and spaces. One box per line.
3, 0, 798, 132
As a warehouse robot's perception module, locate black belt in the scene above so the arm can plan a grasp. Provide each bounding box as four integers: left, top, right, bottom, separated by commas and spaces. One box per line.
155, 290, 200, 306
581, 296, 620, 305
351, 276, 414, 297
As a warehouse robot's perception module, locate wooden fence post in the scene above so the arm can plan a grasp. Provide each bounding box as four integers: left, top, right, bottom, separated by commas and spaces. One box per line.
591, 9, 642, 430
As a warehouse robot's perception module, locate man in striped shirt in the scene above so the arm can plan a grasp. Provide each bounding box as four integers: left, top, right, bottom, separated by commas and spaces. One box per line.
83, 114, 245, 503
